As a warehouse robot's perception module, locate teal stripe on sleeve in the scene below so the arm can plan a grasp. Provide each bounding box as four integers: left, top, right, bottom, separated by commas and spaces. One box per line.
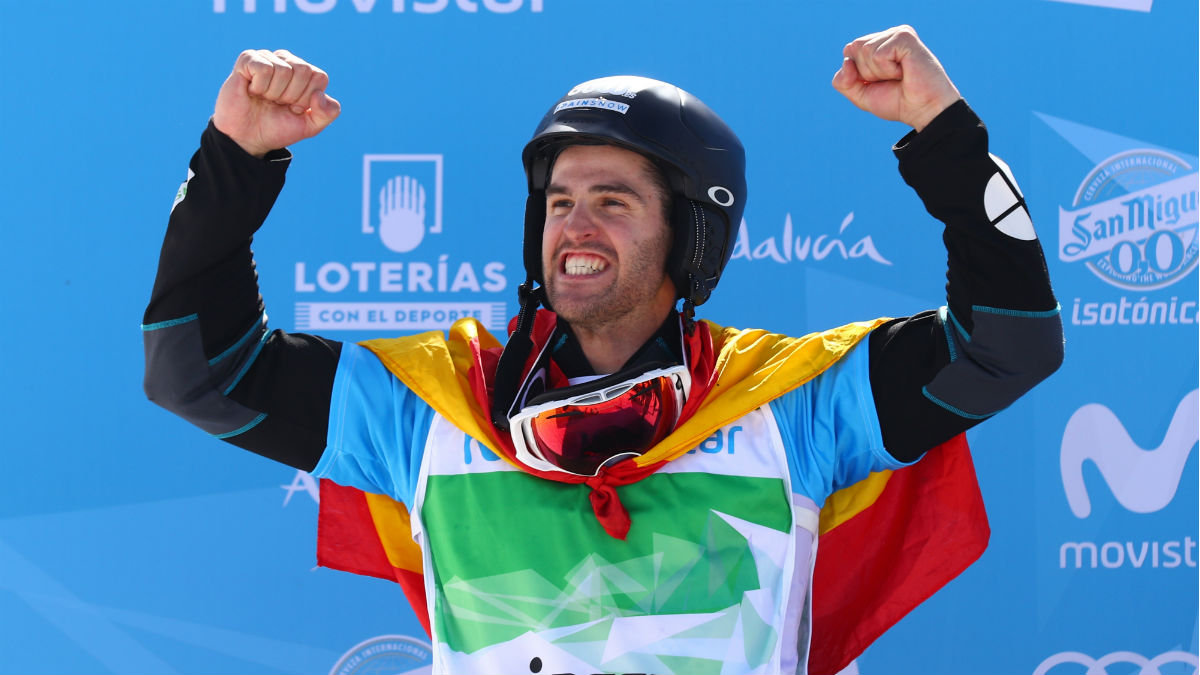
944, 306, 971, 342
938, 307, 958, 362
921, 386, 997, 420
141, 314, 198, 331
972, 303, 1062, 318
213, 413, 267, 439
209, 313, 267, 366
221, 330, 272, 395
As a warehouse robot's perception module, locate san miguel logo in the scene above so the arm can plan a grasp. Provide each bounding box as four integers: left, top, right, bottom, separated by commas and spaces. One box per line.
1058, 149, 1198, 291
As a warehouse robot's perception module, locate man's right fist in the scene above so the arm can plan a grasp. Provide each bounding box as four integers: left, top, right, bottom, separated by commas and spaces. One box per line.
213, 49, 341, 158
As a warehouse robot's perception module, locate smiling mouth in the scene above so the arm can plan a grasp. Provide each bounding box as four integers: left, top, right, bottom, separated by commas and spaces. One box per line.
563, 254, 609, 276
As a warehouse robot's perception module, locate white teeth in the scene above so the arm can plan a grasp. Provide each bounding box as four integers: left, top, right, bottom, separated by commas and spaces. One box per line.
564, 255, 607, 275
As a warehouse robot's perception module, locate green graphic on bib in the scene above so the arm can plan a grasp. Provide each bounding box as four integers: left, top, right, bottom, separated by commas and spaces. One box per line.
420, 470, 792, 668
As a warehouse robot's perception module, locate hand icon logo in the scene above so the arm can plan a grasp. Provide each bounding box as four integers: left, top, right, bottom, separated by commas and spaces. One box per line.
378, 175, 427, 253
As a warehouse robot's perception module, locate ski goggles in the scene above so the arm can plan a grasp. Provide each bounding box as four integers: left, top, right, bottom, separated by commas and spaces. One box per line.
508, 363, 692, 477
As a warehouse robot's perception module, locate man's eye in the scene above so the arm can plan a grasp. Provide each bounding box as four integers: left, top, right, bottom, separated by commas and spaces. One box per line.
549, 198, 573, 210
602, 198, 627, 208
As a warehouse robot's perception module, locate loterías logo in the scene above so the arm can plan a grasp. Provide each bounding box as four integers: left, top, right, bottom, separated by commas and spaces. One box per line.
1033, 650, 1197, 675
1060, 389, 1197, 519
363, 155, 442, 254
292, 153, 508, 333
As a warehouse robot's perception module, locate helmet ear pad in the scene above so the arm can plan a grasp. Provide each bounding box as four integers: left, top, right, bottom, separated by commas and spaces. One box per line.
522, 192, 554, 312
668, 198, 734, 309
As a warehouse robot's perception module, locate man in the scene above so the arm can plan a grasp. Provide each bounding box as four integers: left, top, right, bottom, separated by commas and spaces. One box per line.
143, 26, 1062, 675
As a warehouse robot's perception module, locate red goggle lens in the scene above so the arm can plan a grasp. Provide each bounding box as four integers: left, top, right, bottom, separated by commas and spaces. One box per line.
525, 377, 682, 476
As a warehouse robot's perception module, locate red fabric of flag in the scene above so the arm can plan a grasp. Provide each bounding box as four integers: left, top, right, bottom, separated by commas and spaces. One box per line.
317, 480, 431, 637
808, 433, 989, 674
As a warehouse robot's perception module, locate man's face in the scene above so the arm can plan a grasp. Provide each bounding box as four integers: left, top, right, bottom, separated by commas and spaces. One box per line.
541, 144, 676, 332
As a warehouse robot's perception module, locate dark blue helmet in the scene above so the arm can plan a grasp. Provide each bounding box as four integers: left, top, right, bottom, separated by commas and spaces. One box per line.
521, 75, 747, 310
493, 76, 746, 430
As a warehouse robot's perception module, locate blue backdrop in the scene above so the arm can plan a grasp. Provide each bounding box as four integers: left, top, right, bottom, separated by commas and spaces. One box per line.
1, 1, 1196, 673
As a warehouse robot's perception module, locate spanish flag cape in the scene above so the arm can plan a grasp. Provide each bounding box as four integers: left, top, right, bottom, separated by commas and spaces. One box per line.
317, 313, 989, 674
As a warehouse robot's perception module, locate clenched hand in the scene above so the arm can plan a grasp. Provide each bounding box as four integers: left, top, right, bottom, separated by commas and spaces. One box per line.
213, 49, 341, 158
832, 26, 961, 133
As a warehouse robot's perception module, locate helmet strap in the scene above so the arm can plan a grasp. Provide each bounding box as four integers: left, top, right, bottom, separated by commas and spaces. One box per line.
680, 299, 697, 335
491, 279, 545, 431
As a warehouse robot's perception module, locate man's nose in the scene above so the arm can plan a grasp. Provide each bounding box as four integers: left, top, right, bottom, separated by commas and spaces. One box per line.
562, 204, 599, 239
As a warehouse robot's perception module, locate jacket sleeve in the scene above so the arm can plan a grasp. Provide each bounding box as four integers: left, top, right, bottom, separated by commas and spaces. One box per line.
868, 100, 1064, 462
142, 121, 340, 471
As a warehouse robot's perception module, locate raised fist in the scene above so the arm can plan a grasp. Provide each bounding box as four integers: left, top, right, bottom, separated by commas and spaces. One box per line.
213, 49, 341, 158
831, 26, 961, 132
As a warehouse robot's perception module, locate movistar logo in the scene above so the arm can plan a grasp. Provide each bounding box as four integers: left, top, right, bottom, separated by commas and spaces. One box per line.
1060, 390, 1197, 518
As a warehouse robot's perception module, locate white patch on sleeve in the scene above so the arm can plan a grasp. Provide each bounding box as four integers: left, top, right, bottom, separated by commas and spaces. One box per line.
171, 168, 195, 214
984, 154, 1037, 241
984, 172, 1019, 219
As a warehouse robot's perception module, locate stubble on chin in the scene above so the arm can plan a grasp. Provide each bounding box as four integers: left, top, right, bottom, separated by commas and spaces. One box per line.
548, 270, 674, 336
546, 278, 621, 332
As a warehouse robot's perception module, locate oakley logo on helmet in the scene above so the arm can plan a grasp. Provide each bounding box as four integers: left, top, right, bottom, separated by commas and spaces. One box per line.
707, 186, 735, 207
